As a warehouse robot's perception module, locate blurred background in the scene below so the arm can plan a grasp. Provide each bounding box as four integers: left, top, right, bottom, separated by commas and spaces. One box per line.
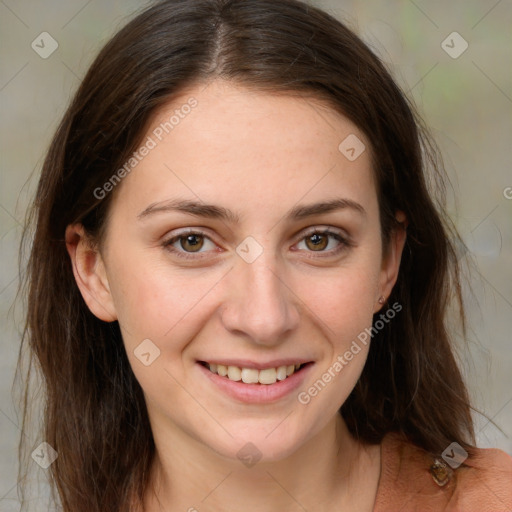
1, 0, 511, 509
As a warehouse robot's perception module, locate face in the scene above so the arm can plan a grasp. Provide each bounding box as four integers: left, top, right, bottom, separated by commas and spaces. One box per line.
67, 80, 405, 463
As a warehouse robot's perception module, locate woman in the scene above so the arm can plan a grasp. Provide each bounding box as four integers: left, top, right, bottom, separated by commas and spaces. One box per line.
17, 0, 512, 510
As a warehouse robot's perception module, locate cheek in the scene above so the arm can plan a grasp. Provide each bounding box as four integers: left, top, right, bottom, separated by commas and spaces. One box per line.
106, 248, 225, 350
293, 268, 379, 419
302, 262, 381, 344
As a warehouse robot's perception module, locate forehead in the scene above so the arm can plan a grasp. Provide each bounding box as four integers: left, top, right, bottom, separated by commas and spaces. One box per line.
109, 80, 377, 222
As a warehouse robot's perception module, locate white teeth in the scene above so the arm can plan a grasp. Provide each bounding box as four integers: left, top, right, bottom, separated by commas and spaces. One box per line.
227, 366, 242, 381
206, 362, 304, 384
259, 368, 277, 385
276, 366, 287, 381
241, 368, 259, 384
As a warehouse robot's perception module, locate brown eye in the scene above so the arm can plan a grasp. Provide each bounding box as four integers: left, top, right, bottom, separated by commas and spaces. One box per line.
305, 233, 329, 251
163, 230, 217, 259
179, 234, 204, 252
295, 228, 350, 258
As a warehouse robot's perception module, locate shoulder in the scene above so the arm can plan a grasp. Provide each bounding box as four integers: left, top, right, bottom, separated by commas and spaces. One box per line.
373, 431, 512, 512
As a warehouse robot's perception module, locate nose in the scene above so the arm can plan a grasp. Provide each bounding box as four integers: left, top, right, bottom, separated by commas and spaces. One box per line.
219, 250, 301, 347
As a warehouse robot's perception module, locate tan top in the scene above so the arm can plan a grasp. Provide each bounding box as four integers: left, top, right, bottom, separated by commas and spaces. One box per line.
373, 432, 512, 511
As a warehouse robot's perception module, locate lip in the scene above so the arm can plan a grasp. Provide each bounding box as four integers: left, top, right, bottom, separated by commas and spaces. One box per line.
196, 361, 314, 404
198, 358, 312, 370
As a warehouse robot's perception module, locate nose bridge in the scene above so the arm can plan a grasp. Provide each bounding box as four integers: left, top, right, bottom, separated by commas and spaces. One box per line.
221, 242, 299, 345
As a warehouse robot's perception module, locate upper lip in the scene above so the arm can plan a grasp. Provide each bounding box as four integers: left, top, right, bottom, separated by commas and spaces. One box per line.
198, 359, 313, 370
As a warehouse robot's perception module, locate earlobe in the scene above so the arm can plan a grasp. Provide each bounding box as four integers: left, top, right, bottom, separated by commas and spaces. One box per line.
375, 211, 408, 312
65, 224, 117, 322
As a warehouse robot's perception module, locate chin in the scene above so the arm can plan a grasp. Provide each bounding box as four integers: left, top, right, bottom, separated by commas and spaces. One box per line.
202, 420, 307, 465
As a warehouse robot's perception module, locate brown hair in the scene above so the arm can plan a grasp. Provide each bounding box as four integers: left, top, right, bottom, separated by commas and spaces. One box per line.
17, 0, 477, 510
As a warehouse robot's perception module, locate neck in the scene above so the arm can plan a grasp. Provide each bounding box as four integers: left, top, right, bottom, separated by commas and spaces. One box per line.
144, 413, 381, 512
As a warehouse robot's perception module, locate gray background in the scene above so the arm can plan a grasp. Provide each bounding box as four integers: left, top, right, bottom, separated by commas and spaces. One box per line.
1, 0, 511, 509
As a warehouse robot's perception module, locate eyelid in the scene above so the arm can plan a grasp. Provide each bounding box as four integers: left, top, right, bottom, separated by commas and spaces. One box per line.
299, 225, 348, 240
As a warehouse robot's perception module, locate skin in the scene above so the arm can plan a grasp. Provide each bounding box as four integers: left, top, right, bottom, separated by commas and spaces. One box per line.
66, 80, 407, 511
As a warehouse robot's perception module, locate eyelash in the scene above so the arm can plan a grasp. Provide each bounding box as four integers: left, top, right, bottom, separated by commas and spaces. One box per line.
162, 227, 351, 261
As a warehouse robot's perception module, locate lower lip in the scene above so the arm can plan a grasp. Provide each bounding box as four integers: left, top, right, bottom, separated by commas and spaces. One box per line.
197, 362, 314, 404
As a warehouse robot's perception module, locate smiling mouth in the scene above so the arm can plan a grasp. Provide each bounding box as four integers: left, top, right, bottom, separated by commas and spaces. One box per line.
198, 361, 312, 385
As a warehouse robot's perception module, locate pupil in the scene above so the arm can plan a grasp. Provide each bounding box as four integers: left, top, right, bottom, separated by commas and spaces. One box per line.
308, 233, 327, 251
183, 234, 202, 252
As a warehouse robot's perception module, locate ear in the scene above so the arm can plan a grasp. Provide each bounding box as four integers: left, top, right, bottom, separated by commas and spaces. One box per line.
375, 211, 407, 312
65, 223, 117, 322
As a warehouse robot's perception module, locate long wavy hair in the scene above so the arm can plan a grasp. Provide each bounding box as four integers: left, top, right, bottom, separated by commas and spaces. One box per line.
17, 0, 477, 510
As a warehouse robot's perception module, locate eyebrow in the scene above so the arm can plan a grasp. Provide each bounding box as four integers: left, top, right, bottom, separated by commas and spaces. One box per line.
137, 197, 366, 223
